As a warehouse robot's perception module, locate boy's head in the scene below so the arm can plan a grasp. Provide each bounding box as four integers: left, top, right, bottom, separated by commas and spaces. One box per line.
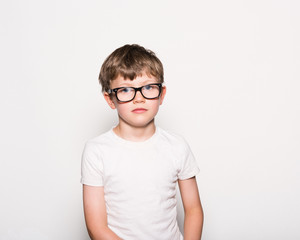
99, 44, 164, 93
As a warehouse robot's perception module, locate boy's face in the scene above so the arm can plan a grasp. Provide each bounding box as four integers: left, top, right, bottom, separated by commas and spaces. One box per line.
104, 72, 166, 128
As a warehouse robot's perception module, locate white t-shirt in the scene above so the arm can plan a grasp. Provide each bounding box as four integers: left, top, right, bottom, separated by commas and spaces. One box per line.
81, 127, 199, 240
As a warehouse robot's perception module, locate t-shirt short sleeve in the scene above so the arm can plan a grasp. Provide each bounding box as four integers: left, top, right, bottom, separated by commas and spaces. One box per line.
177, 140, 200, 180
81, 142, 104, 186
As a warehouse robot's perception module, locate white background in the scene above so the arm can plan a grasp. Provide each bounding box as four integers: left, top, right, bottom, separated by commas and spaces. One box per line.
1, 0, 299, 239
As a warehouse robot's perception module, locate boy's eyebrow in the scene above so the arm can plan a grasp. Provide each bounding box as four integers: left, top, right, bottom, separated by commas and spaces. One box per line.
114, 79, 159, 88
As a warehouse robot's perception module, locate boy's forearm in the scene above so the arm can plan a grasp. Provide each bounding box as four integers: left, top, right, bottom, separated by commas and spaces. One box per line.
87, 226, 122, 240
183, 207, 204, 240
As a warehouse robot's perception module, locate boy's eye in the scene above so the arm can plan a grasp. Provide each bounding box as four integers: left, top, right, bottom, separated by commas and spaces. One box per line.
143, 85, 153, 91
119, 87, 133, 93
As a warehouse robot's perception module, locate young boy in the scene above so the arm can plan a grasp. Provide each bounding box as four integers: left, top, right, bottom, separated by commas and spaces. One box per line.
81, 44, 203, 240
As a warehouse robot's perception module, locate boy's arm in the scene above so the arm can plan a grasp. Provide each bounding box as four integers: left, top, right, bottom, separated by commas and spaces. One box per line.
178, 177, 204, 240
83, 185, 122, 240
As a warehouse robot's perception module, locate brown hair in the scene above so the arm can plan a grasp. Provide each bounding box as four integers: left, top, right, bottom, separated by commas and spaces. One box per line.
99, 44, 164, 92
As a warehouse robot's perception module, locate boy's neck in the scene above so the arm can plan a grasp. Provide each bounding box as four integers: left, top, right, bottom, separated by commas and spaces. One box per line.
113, 120, 156, 142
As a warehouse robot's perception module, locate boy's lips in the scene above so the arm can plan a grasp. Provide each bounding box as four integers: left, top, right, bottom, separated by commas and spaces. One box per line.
132, 108, 147, 113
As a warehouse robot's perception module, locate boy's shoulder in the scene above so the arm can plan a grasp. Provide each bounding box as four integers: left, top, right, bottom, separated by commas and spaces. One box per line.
157, 127, 191, 149
84, 129, 114, 147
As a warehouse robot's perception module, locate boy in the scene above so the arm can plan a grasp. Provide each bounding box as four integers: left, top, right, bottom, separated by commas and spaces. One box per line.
81, 44, 203, 240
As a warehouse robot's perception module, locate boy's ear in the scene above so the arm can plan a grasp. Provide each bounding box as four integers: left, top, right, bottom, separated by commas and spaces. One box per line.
159, 86, 167, 105
103, 92, 116, 109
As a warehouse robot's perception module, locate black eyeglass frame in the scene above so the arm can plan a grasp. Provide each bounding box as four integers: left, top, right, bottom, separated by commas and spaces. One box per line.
108, 83, 163, 103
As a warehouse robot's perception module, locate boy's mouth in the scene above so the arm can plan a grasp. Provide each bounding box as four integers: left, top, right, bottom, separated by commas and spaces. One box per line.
132, 108, 147, 113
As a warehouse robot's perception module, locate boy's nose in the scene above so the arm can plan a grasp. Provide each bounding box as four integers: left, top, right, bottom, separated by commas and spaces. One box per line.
133, 90, 145, 103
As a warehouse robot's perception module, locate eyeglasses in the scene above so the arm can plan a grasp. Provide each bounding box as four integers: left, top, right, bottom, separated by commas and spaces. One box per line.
108, 83, 162, 103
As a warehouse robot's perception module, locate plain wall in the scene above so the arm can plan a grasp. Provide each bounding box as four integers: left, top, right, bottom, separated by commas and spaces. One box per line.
1, 0, 299, 239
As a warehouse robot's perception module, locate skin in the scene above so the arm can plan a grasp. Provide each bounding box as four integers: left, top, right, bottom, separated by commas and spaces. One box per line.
83, 72, 204, 239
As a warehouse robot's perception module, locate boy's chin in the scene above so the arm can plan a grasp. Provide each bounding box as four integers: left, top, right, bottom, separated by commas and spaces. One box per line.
131, 120, 155, 129
123, 118, 155, 129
